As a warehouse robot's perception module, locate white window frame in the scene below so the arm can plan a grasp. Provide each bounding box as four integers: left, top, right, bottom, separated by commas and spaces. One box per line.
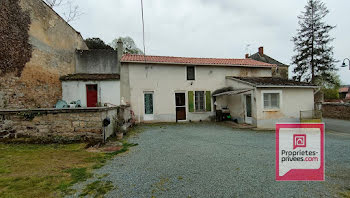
186, 66, 196, 81
143, 91, 155, 121
194, 90, 206, 112
261, 90, 282, 111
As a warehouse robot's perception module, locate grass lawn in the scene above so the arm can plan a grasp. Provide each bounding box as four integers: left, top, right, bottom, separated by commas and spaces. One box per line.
0, 142, 135, 198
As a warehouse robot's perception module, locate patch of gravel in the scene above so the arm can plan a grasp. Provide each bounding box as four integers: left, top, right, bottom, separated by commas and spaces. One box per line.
70, 123, 350, 198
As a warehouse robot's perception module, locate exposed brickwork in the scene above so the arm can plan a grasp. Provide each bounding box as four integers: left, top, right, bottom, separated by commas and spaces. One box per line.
322, 103, 350, 120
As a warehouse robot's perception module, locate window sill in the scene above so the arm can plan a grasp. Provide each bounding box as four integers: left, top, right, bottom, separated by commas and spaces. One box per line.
262, 109, 280, 112
191, 111, 210, 114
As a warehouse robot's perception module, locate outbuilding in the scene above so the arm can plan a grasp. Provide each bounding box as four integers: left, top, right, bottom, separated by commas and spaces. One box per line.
60, 73, 120, 107
214, 77, 318, 129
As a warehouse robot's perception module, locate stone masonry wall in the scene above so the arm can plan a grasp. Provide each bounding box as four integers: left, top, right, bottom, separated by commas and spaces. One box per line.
75, 50, 119, 74
0, 107, 120, 142
0, 0, 88, 109
322, 103, 350, 120
272, 66, 288, 79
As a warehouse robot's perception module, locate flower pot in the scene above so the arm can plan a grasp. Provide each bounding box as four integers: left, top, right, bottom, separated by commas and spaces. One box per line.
116, 133, 123, 140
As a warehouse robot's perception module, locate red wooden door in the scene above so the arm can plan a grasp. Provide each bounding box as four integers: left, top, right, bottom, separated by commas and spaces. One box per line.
86, 84, 98, 107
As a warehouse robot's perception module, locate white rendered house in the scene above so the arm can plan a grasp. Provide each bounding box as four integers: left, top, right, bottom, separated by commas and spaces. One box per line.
120, 54, 318, 129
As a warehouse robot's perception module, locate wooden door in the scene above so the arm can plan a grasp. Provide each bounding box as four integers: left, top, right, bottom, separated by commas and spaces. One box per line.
175, 93, 186, 121
86, 84, 98, 107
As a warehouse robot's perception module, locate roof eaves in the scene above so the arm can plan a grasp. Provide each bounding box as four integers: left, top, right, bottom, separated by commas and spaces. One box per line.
60, 73, 120, 81
256, 85, 319, 88
226, 77, 257, 87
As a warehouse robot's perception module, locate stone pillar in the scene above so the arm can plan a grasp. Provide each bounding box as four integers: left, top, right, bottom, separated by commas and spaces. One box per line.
117, 39, 123, 74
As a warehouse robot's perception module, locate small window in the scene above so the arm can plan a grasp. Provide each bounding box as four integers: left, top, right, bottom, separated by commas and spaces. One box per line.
195, 91, 205, 111
187, 66, 195, 80
263, 93, 280, 109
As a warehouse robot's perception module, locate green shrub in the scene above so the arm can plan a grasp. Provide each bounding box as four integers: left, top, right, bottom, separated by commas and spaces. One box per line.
322, 88, 339, 100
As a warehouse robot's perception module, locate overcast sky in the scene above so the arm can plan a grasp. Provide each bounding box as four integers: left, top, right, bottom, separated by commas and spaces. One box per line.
57, 0, 350, 84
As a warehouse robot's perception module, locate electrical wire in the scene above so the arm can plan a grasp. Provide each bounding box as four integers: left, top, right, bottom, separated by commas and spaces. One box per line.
140, 0, 146, 62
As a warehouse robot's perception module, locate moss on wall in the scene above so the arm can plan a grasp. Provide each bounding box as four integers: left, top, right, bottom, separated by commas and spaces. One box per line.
0, 0, 32, 76
0, 0, 88, 109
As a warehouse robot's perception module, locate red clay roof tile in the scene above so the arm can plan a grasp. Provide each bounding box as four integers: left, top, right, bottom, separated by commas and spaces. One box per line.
339, 87, 349, 93
121, 54, 276, 67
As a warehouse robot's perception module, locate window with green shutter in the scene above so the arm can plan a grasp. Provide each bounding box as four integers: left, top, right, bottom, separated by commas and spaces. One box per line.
195, 91, 205, 111
188, 91, 211, 112
206, 91, 212, 111
188, 91, 194, 112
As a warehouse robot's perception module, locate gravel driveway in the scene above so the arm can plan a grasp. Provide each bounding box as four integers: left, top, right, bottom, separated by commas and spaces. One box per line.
324, 118, 350, 134
72, 123, 350, 198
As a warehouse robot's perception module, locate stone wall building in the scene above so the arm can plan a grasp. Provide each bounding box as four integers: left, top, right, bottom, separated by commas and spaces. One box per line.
248, 47, 289, 79
0, 0, 88, 109
60, 40, 123, 108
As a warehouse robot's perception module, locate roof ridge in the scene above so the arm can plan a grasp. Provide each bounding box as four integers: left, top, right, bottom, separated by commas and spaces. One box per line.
249, 52, 288, 66
123, 54, 270, 62
121, 54, 277, 67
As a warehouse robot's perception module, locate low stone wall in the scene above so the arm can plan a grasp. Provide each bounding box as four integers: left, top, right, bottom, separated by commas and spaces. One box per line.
0, 106, 131, 142
322, 103, 350, 120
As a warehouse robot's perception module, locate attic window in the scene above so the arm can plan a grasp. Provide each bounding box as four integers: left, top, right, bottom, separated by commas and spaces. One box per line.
187, 66, 195, 80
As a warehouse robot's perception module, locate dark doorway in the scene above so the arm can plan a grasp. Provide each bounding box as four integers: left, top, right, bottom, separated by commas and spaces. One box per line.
245, 94, 252, 124
175, 93, 186, 121
86, 84, 98, 107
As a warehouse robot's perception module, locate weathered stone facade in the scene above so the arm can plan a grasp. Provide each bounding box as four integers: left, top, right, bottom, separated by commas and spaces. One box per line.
0, 107, 124, 142
272, 66, 289, 79
322, 103, 350, 120
0, 0, 88, 109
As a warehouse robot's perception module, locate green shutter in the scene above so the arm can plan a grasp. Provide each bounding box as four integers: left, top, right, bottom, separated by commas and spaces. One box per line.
188, 91, 194, 112
206, 91, 212, 112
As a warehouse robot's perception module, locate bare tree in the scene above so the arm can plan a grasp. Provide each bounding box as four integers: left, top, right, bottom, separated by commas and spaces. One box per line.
44, 0, 63, 7
44, 0, 82, 22
110, 37, 143, 54
62, 1, 83, 22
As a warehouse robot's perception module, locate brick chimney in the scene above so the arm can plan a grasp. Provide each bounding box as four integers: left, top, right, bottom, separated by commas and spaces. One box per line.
258, 46, 264, 56
245, 53, 249, 59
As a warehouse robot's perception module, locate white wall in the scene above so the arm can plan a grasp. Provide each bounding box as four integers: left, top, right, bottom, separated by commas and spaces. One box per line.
255, 88, 315, 129
62, 80, 120, 107
123, 63, 272, 122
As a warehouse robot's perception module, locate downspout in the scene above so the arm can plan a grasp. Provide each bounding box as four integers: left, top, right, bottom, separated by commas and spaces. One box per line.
138, 96, 141, 123
253, 87, 258, 128
313, 87, 323, 114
